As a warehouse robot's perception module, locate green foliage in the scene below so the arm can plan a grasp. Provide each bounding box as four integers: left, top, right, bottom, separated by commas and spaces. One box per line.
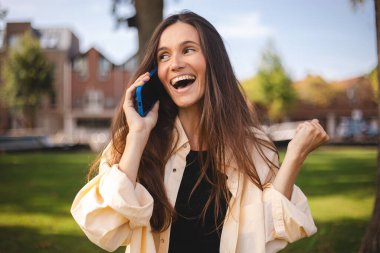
0, 32, 54, 126
242, 76, 260, 101
370, 67, 378, 100
295, 75, 337, 107
243, 44, 296, 122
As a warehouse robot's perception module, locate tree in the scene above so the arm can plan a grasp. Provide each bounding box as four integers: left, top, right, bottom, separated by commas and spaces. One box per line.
111, 0, 163, 63
294, 75, 338, 107
243, 44, 296, 122
353, 0, 380, 252
0, 32, 54, 128
370, 67, 378, 101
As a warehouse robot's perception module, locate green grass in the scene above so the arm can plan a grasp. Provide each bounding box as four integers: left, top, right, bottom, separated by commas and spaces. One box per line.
280, 147, 376, 253
0, 147, 376, 253
0, 152, 124, 253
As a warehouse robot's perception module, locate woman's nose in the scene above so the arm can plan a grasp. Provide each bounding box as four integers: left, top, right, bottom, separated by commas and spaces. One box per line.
170, 54, 185, 71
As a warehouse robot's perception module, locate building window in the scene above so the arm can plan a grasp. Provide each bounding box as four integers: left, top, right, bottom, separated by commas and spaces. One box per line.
40, 33, 59, 49
98, 57, 111, 80
73, 57, 88, 79
73, 98, 82, 108
8, 34, 20, 47
105, 97, 115, 109
85, 89, 104, 112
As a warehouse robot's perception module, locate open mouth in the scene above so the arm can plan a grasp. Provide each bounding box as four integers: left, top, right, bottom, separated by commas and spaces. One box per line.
171, 75, 196, 89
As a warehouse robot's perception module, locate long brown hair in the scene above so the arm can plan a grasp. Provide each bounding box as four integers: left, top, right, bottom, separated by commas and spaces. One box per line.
88, 11, 278, 233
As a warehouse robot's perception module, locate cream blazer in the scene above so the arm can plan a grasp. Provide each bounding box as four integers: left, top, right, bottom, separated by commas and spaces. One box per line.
71, 118, 317, 253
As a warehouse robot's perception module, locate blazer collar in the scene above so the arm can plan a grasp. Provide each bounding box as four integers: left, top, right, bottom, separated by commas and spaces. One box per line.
172, 117, 190, 152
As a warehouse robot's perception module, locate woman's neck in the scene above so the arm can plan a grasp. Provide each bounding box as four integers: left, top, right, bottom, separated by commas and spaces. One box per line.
178, 106, 206, 151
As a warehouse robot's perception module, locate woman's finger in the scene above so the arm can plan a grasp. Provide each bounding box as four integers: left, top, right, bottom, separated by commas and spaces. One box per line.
150, 100, 160, 113
296, 122, 305, 132
310, 119, 329, 141
134, 72, 150, 85
124, 73, 150, 106
145, 101, 160, 121
129, 73, 150, 91
310, 119, 323, 131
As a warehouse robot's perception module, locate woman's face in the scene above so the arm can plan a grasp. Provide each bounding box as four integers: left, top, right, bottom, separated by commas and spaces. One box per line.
157, 22, 207, 111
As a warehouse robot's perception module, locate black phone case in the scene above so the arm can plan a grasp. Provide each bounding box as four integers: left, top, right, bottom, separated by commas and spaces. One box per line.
135, 69, 163, 116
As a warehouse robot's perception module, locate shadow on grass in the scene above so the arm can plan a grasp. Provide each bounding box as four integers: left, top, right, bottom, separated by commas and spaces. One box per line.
295, 152, 376, 198
0, 225, 125, 253
280, 218, 368, 253
0, 152, 95, 216
0, 218, 369, 253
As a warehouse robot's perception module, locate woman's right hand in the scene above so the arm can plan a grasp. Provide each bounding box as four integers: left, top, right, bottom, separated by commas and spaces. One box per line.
123, 72, 160, 137
117, 73, 159, 184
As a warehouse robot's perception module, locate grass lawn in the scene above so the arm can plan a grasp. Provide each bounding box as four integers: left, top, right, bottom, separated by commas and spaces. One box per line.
0, 146, 376, 253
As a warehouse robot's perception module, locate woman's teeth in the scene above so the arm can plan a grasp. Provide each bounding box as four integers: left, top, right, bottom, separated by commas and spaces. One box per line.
171, 75, 196, 89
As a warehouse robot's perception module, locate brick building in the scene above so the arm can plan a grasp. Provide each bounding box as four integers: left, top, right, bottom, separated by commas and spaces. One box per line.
0, 22, 131, 148
68, 48, 130, 148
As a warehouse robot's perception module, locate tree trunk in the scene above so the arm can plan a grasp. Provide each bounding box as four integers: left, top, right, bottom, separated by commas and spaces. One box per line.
134, 0, 163, 62
358, 0, 380, 252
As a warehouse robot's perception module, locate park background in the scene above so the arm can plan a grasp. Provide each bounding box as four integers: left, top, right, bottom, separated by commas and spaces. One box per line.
0, 0, 378, 252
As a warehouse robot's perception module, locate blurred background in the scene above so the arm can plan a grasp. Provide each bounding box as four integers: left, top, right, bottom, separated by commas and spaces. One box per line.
0, 0, 377, 252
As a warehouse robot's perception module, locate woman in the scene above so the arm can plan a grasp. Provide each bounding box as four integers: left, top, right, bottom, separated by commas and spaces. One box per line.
71, 11, 329, 253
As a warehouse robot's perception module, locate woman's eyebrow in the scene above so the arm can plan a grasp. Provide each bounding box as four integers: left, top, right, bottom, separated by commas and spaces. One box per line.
180, 40, 199, 47
157, 46, 169, 54
157, 40, 200, 53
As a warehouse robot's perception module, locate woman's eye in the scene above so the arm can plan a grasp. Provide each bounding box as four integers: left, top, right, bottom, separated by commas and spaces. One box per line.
158, 54, 169, 61
184, 48, 195, 54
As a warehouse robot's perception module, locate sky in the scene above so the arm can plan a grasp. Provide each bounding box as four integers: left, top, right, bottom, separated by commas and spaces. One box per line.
1, 0, 376, 81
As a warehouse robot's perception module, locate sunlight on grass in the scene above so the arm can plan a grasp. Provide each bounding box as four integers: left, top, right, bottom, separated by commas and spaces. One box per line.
0, 212, 81, 235
309, 195, 374, 221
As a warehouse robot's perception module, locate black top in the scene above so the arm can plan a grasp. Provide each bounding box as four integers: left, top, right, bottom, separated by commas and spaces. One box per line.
168, 150, 229, 253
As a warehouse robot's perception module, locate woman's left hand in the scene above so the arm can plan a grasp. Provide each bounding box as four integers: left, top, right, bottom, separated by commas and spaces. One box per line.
273, 119, 329, 199
287, 119, 329, 162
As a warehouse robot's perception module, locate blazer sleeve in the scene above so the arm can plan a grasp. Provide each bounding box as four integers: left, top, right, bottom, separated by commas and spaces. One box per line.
262, 149, 317, 244
70, 143, 154, 252
263, 183, 317, 243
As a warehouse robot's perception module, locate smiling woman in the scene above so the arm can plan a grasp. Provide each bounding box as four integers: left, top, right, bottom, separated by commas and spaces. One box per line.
156, 22, 206, 113
70, 11, 329, 253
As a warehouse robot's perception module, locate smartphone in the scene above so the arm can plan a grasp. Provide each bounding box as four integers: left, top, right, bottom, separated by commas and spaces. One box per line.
135, 68, 164, 117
